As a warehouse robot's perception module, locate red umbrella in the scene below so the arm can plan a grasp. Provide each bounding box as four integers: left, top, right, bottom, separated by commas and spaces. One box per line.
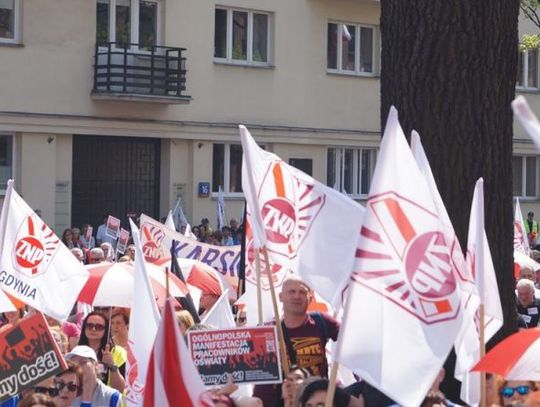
78, 261, 189, 308
472, 327, 540, 380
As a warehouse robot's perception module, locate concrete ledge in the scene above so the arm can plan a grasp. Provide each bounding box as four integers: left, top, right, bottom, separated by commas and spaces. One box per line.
91, 91, 191, 104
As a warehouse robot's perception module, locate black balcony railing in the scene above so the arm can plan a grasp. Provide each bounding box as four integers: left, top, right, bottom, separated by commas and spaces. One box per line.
93, 42, 189, 100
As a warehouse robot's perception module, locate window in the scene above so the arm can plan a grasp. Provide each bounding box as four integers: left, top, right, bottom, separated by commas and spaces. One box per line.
327, 147, 376, 197
513, 155, 537, 198
327, 22, 375, 75
212, 144, 243, 194
0, 135, 13, 192
214, 7, 271, 65
96, 0, 159, 49
289, 158, 313, 176
0, 0, 20, 43
517, 49, 538, 89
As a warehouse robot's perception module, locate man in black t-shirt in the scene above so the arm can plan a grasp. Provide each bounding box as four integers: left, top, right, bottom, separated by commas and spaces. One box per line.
253, 277, 340, 406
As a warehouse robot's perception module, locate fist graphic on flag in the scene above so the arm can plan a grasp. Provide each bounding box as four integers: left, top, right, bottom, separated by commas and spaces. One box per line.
12, 214, 60, 277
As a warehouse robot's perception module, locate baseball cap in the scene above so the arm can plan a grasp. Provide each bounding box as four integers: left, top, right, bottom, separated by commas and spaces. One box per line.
65, 345, 97, 362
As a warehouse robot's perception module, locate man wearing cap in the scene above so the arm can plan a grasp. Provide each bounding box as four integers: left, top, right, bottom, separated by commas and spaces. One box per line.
65, 345, 122, 407
526, 211, 539, 248
253, 277, 340, 406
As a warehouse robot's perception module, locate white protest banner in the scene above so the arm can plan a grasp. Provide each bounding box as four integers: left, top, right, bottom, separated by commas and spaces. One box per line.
106, 215, 121, 239
116, 228, 130, 255
0, 180, 89, 320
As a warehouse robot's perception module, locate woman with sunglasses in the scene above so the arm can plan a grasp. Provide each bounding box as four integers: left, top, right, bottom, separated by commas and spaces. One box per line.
53, 362, 83, 407
496, 377, 538, 406
77, 312, 126, 393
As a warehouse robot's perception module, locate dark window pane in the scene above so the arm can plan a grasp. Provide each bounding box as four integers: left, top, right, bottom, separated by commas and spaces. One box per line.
212, 144, 225, 193
343, 149, 353, 194
361, 150, 372, 195
360, 27, 373, 72
327, 23, 338, 69
253, 13, 268, 62
517, 51, 524, 87
342, 24, 355, 71
289, 158, 313, 176
513, 156, 523, 196
0, 135, 12, 190
214, 9, 227, 58
0, 0, 14, 39
526, 156, 536, 196
229, 144, 243, 192
327, 148, 336, 187
116, 0, 131, 48
96, 0, 109, 44
528, 49, 538, 88
232, 11, 247, 60
139, 1, 157, 50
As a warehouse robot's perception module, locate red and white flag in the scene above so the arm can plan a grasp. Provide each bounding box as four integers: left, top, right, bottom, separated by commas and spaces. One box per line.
336, 108, 465, 406
514, 197, 529, 254
143, 297, 212, 407
239, 125, 365, 308
455, 179, 503, 406
0, 180, 88, 320
125, 219, 161, 407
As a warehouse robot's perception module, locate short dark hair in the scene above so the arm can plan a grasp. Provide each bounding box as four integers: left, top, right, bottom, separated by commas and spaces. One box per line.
299, 379, 350, 407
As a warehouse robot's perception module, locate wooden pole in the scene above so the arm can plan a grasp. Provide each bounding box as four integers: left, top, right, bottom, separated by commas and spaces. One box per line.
262, 248, 290, 375
165, 266, 170, 298
479, 303, 486, 407
325, 361, 339, 407
254, 248, 264, 326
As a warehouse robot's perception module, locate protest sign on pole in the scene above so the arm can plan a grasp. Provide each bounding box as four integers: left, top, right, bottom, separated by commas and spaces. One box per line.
0, 312, 67, 403
116, 228, 130, 255
187, 326, 282, 386
106, 215, 121, 239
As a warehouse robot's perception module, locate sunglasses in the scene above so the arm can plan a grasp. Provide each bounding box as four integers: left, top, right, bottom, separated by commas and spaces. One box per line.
501, 385, 531, 398
55, 381, 79, 392
85, 322, 105, 331
34, 386, 59, 397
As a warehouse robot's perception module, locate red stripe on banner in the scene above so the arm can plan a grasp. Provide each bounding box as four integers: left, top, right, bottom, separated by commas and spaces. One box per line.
299, 196, 323, 212
354, 269, 400, 279
299, 184, 314, 201
435, 300, 451, 313
273, 164, 286, 198
28, 216, 35, 236
356, 249, 393, 260
142, 350, 155, 407
384, 198, 416, 244
361, 226, 383, 244
77, 265, 110, 304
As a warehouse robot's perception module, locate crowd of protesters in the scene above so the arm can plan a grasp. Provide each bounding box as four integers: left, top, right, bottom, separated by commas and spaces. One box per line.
2, 212, 540, 407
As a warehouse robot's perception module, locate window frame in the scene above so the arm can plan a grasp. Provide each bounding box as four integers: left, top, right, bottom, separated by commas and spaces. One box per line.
514, 155, 538, 199
0, 0, 21, 44
326, 147, 377, 199
214, 6, 272, 67
326, 21, 377, 77
517, 48, 539, 90
212, 143, 244, 197
0, 134, 15, 195
97, 0, 161, 52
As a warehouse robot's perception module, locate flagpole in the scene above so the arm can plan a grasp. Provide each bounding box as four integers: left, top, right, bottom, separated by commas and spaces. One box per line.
479, 304, 486, 407
254, 248, 264, 325
262, 248, 290, 375
165, 266, 170, 298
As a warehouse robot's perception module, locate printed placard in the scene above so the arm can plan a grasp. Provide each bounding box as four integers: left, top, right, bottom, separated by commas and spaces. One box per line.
85, 226, 93, 242
187, 326, 282, 386
106, 216, 121, 239
0, 312, 67, 402
116, 228, 130, 255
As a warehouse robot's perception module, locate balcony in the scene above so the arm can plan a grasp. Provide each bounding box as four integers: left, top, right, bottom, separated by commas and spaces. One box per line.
91, 42, 191, 104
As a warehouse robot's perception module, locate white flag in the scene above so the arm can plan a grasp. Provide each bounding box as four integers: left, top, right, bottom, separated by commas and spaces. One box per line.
239, 125, 365, 307
183, 223, 198, 241
512, 95, 540, 153
217, 186, 226, 230
126, 219, 161, 407
455, 178, 503, 406
336, 108, 464, 407
201, 288, 236, 329
514, 197, 529, 254
0, 180, 88, 320
0, 290, 15, 313
172, 198, 189, 231
165, 211, 177, 232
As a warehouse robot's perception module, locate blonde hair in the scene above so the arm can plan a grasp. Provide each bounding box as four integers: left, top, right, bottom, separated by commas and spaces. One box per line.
175, 310, 195, 330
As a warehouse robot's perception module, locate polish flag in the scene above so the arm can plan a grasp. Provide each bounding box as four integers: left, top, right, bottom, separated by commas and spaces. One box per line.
125, 219, 160, 407
143, 297, 213, 407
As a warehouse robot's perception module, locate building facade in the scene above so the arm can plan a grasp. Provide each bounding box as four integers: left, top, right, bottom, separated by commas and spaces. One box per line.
0, 0, 538, 232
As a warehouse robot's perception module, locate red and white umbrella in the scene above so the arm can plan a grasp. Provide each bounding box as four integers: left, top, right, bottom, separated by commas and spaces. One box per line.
472, 327, 540, 380
78, 261, 189, 308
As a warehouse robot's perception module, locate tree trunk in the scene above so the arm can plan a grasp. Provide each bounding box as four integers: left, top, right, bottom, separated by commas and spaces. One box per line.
380, 0, 520, 400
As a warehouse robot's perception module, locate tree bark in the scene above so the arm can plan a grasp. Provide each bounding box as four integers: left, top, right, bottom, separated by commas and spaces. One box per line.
380, 0, 520, 400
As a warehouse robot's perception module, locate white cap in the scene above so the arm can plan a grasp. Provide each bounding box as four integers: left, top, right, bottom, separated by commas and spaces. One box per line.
65, 345, 97, 362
